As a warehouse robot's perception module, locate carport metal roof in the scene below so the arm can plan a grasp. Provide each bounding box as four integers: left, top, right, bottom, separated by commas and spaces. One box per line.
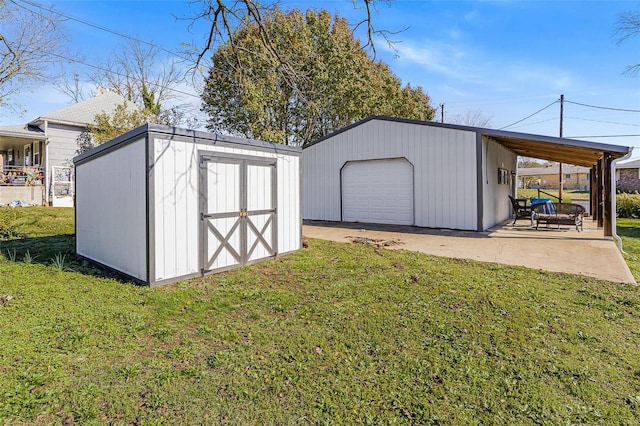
480, 129, 630, 167
309, 116, 631, 167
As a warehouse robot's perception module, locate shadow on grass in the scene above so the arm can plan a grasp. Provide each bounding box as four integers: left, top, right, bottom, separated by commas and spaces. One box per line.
0, 234, 133, 284
618, 224, 640, 239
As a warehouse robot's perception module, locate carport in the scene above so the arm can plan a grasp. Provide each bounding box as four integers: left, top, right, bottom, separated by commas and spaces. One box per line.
485, 129, 632, 237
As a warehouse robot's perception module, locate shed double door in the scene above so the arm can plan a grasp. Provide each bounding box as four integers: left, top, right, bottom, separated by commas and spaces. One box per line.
200, 155, 277, 274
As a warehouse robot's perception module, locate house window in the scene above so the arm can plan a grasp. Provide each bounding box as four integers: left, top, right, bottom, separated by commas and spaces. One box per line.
7, 149, 14, 166
33, 142, 41, 166
616, 170, 621, 182
24, 144, 31, 167
565, 173, 571, 179
498, 168, 509, 185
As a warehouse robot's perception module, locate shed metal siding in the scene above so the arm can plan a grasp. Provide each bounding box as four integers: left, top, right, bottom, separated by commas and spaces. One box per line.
151, 137, 301, 283
76, 138, 147, 280
482, 137, 518, 229
303, 119, 478, 230
277, 153, 301, 254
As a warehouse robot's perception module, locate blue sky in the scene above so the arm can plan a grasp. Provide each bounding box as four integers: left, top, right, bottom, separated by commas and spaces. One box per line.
3, 0, 640, 157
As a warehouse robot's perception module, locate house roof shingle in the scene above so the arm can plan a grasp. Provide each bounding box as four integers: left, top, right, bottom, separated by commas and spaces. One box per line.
0, 124, 46, 140
29, 91, 128, 127
616, 158, 640, 169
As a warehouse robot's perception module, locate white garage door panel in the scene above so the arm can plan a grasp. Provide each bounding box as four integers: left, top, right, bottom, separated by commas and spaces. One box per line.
342, 159, 413, 225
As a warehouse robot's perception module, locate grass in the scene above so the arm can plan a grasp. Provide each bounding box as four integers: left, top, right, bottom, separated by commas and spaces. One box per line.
516, 189, 589, 203
1, 207, 640, 424
617, 218, 640, 282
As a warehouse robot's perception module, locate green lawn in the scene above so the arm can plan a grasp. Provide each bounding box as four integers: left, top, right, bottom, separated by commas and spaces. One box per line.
617, 218, 640, 283
1, 207, 640, 424
516, 189, 590, 203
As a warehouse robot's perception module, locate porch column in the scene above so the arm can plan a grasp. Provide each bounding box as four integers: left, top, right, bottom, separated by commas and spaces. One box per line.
603, 153, 613, 237
597, 158, 603, 228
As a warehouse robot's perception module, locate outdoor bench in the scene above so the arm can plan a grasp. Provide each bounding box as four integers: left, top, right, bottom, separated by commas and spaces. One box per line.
531, 202, 585, 232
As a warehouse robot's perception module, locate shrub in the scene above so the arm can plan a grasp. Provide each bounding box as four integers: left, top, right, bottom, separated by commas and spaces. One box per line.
617, 193, 640, 218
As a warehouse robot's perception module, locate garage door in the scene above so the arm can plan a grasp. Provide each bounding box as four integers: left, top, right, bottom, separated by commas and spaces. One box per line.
341, 158, 414, 225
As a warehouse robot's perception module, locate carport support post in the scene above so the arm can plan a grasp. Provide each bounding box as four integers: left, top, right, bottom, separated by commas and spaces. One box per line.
603, 153, 613, 237
597, 158, 603, 228
590, 167, 597, 221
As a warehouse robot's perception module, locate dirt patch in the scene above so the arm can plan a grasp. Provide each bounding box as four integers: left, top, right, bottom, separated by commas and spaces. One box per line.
346, 236, 403, 247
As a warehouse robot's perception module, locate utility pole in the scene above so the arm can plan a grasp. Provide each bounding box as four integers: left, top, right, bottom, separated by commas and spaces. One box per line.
559, 94, 564, 203
440, 103, 444, 123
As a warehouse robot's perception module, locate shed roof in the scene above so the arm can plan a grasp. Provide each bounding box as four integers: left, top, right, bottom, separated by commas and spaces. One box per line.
74, 123, 301, 166
306, 116, 631, 167
29, 91, 128, 127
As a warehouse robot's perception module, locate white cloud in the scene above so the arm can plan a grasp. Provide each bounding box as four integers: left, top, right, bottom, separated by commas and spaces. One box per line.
386, 37, 577, 95
389, 41, 488, 85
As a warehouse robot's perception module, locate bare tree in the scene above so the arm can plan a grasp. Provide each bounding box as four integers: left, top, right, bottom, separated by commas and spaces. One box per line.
614, 7, 640, 76
59, 72, 88, 103
183, 0, 396, 76
448, 109, 493, 128
90, 39, 183, 107
0, 0, 69, 112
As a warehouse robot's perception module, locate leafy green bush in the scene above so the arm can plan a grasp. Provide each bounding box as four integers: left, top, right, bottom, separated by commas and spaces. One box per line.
617, 193, 640, 218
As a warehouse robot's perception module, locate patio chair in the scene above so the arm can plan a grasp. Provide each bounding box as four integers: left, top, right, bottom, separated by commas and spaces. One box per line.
508, 195, 532, 225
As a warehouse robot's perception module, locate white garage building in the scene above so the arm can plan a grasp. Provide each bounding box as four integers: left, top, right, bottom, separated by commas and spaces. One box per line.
74, 124, 301, 286
303, 116, 630, 232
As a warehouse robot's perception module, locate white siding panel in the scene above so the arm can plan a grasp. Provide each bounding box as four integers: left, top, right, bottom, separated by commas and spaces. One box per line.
152, 138, 300, 281
303, 119, 478, 230
246, 163, 273, 262
277, 154, 301, 254
247, 213, 271, 261
45, 123, 85, 202
482, 137, 517, 229
247, 163, 272, 210
76, 138, 146, 280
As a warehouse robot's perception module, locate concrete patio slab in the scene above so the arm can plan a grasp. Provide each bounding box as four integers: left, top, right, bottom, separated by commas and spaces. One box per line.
303, 219, 636, 284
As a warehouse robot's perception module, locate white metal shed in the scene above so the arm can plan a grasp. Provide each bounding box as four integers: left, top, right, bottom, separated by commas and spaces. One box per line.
303, 116, 630, 232
74, 124, 301, 286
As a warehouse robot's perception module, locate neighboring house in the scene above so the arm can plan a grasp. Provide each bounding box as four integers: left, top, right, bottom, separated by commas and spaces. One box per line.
0, 91, 127, 206
517, 164, 590, 190
615, 158, 640, 193
303, 116, 629, 235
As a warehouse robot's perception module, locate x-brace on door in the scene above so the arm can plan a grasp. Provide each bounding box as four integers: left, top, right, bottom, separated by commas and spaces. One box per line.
200, 154, 277, 274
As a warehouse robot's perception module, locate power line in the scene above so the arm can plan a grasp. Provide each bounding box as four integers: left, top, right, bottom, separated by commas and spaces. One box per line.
11, 0, 190, 61
10, 0, 205, 101
566, 134, 640, 139
565, 116, 640, 128
564, 100, 640, 113
508, 117, 558, 130
499, 99, 559, 130
47, 52, 201, 100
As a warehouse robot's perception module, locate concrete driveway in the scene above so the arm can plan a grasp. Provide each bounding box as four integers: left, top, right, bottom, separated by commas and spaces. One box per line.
303, 220, 636, 284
